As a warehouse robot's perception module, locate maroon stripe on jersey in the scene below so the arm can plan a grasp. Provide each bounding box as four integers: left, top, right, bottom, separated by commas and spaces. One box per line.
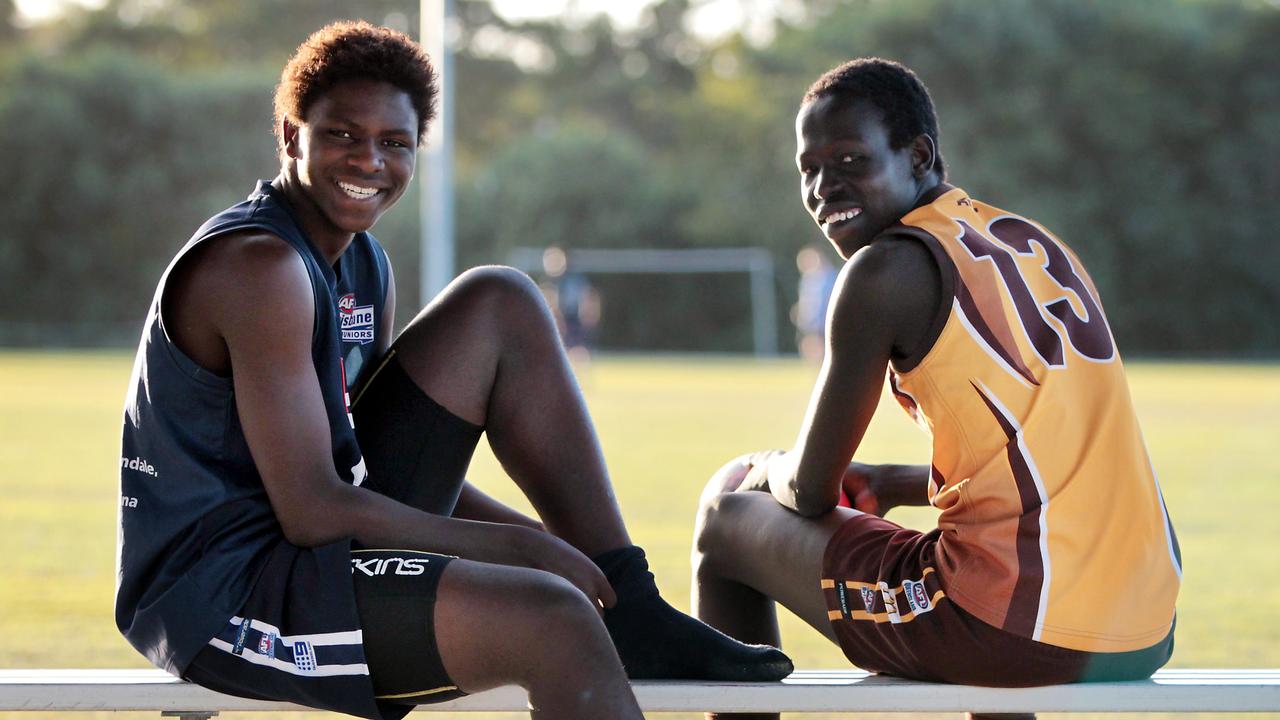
1002, 444, 1046, 636
971, 381, 1016, 441
887, 371, 921, 420
953, 273, 1040, 386
971, 382, 1045, 637
930, 464, 946, 493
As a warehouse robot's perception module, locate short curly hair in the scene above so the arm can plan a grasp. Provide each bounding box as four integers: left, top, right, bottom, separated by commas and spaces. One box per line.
274, 20, 438, 152
803, 58, 946, 180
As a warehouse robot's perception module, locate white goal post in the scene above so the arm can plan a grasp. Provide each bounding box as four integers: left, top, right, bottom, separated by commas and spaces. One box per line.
506, 247, 779, 356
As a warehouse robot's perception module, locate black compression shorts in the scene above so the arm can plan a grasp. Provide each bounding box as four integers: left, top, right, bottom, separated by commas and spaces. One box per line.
350, 349, 485, 703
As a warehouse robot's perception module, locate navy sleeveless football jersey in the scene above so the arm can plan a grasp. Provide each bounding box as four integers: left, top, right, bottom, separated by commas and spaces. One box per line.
116, 180, 389, 674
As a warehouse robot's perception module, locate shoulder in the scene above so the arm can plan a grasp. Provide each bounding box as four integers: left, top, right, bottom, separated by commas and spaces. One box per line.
202, 229, 300, 265
828, 234, 944, 358
198, 231, 310, 292
835, 234, 939, 310
162, 230, 316, 373
180, 231, 316, 329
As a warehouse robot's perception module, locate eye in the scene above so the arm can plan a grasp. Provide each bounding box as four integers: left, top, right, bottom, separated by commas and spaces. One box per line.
383, 138, 412, 150
328, 129, 354, 141
839, 153, 859, 164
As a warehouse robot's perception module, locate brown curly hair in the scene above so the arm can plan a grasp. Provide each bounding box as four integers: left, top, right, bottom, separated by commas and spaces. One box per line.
273, 20, 438, 153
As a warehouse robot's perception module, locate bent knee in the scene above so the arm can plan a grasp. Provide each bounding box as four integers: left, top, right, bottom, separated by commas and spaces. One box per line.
694, 490, 767, 560
698, 453, 760, 510
453, 265, 544, 307
442, 565, 604, 649
507, 569, 602, 631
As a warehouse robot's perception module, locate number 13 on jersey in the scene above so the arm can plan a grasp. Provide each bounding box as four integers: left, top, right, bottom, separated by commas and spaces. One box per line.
957, 217, 1116, 369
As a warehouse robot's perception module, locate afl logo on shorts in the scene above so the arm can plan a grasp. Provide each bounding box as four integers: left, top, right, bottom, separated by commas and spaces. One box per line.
338, 293, 375, 345
293, 640, 317, 672
258, 631, 277, 659
903, 580, 931, 613
859, 587, 877, 613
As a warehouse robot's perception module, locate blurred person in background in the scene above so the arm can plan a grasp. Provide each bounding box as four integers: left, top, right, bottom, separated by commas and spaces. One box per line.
792, 243, 838, 364
542, 244, 602, 364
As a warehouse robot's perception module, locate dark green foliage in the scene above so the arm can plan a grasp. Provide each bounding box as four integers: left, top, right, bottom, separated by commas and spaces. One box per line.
0, 50, 275, 345
854, 0, 1280, 355
459, 123, 692, 263
1, 0, 1276, 354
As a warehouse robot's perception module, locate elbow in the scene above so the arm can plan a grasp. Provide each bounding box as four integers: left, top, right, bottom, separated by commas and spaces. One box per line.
274, 486, 356, 548
792, 494, 836, 518
278, 516, 328, 548
786, 481, 839, 518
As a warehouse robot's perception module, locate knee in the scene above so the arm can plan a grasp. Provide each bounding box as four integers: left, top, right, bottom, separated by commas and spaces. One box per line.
693, 489, 755, 566
453, 265, 546, 311
695, 452, 761, 538
402, 265, 554, 349
444, 265, 557, 337
521, 570, 605, 637
700, 454, 755, 508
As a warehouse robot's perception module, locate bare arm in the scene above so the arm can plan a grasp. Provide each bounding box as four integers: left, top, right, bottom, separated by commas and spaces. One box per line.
759, 239, 941, 517
196, 234, 612, 606
844, 461, 932, 511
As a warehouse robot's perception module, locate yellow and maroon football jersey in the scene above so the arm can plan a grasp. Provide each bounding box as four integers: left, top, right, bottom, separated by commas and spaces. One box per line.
886, 187, 1181, 652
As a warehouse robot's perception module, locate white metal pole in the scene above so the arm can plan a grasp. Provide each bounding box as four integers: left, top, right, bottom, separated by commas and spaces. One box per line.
749, 253, 778, 356
420, 0, 455, 306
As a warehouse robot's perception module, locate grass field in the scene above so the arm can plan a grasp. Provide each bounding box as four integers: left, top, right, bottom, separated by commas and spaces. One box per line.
1, 350, 1277, 719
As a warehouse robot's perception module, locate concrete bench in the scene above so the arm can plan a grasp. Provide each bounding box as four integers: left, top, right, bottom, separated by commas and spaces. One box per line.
2, 668, 1278, 716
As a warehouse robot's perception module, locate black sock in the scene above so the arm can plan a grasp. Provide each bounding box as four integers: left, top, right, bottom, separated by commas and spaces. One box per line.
592, 545, 793, 681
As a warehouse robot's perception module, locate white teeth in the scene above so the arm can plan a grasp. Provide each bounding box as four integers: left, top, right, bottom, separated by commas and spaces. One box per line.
338, 181, 378, 199
823, 208, 862, 225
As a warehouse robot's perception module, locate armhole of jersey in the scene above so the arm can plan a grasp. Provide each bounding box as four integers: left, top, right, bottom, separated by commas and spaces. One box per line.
371, 236, 391, 317
887, 225, 956, 373
156, 223, 321, 379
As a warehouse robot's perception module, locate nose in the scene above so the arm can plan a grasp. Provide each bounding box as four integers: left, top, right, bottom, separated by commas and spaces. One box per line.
813, 165, 839, 202
349, 138, 384, 174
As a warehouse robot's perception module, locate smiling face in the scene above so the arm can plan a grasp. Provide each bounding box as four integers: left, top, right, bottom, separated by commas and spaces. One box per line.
796, 95, 935, 259
281, 79, 417, 255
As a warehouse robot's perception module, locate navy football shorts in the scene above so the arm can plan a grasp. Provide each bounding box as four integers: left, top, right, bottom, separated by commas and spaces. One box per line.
184, 350, 484, 719
183, 544, 458, 720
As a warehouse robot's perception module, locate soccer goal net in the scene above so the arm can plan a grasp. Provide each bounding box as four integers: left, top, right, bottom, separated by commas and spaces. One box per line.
505, 246, 779, 356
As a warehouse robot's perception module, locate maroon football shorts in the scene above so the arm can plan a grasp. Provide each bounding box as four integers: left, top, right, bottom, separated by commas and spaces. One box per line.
820, 513, 1173, 686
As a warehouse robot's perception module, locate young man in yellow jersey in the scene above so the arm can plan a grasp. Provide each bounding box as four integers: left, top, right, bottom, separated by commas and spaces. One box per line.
692, 58, 1181, 718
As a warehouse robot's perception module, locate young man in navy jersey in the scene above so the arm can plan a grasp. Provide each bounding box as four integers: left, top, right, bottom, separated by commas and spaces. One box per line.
117, 21, 788, 720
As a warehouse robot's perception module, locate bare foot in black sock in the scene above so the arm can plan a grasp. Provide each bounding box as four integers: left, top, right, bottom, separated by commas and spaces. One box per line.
594, 546, 793, 681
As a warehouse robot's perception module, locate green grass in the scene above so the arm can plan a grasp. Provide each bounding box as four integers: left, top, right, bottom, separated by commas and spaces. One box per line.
1, 350, 1277, 719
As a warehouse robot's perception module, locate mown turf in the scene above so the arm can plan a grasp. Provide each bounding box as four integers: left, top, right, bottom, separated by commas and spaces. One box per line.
1, 351, 1276, 720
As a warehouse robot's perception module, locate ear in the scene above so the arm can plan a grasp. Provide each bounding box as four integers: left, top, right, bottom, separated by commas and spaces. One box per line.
909, 134, 936, 179
281, 119, 301, 159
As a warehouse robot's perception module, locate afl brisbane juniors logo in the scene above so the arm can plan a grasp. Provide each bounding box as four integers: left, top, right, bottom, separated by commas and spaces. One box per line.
338, 293, 375, 345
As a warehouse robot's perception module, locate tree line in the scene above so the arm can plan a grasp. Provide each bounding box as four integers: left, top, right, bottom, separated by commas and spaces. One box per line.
2, 0, 1276, 354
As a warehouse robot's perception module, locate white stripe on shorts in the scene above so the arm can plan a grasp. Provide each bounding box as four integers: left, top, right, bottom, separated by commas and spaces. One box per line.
207, 638, 370, 677
228, 615, 364, 647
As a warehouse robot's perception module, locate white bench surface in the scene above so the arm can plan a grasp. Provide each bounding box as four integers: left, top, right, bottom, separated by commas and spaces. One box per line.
2, 668, 1278, 714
